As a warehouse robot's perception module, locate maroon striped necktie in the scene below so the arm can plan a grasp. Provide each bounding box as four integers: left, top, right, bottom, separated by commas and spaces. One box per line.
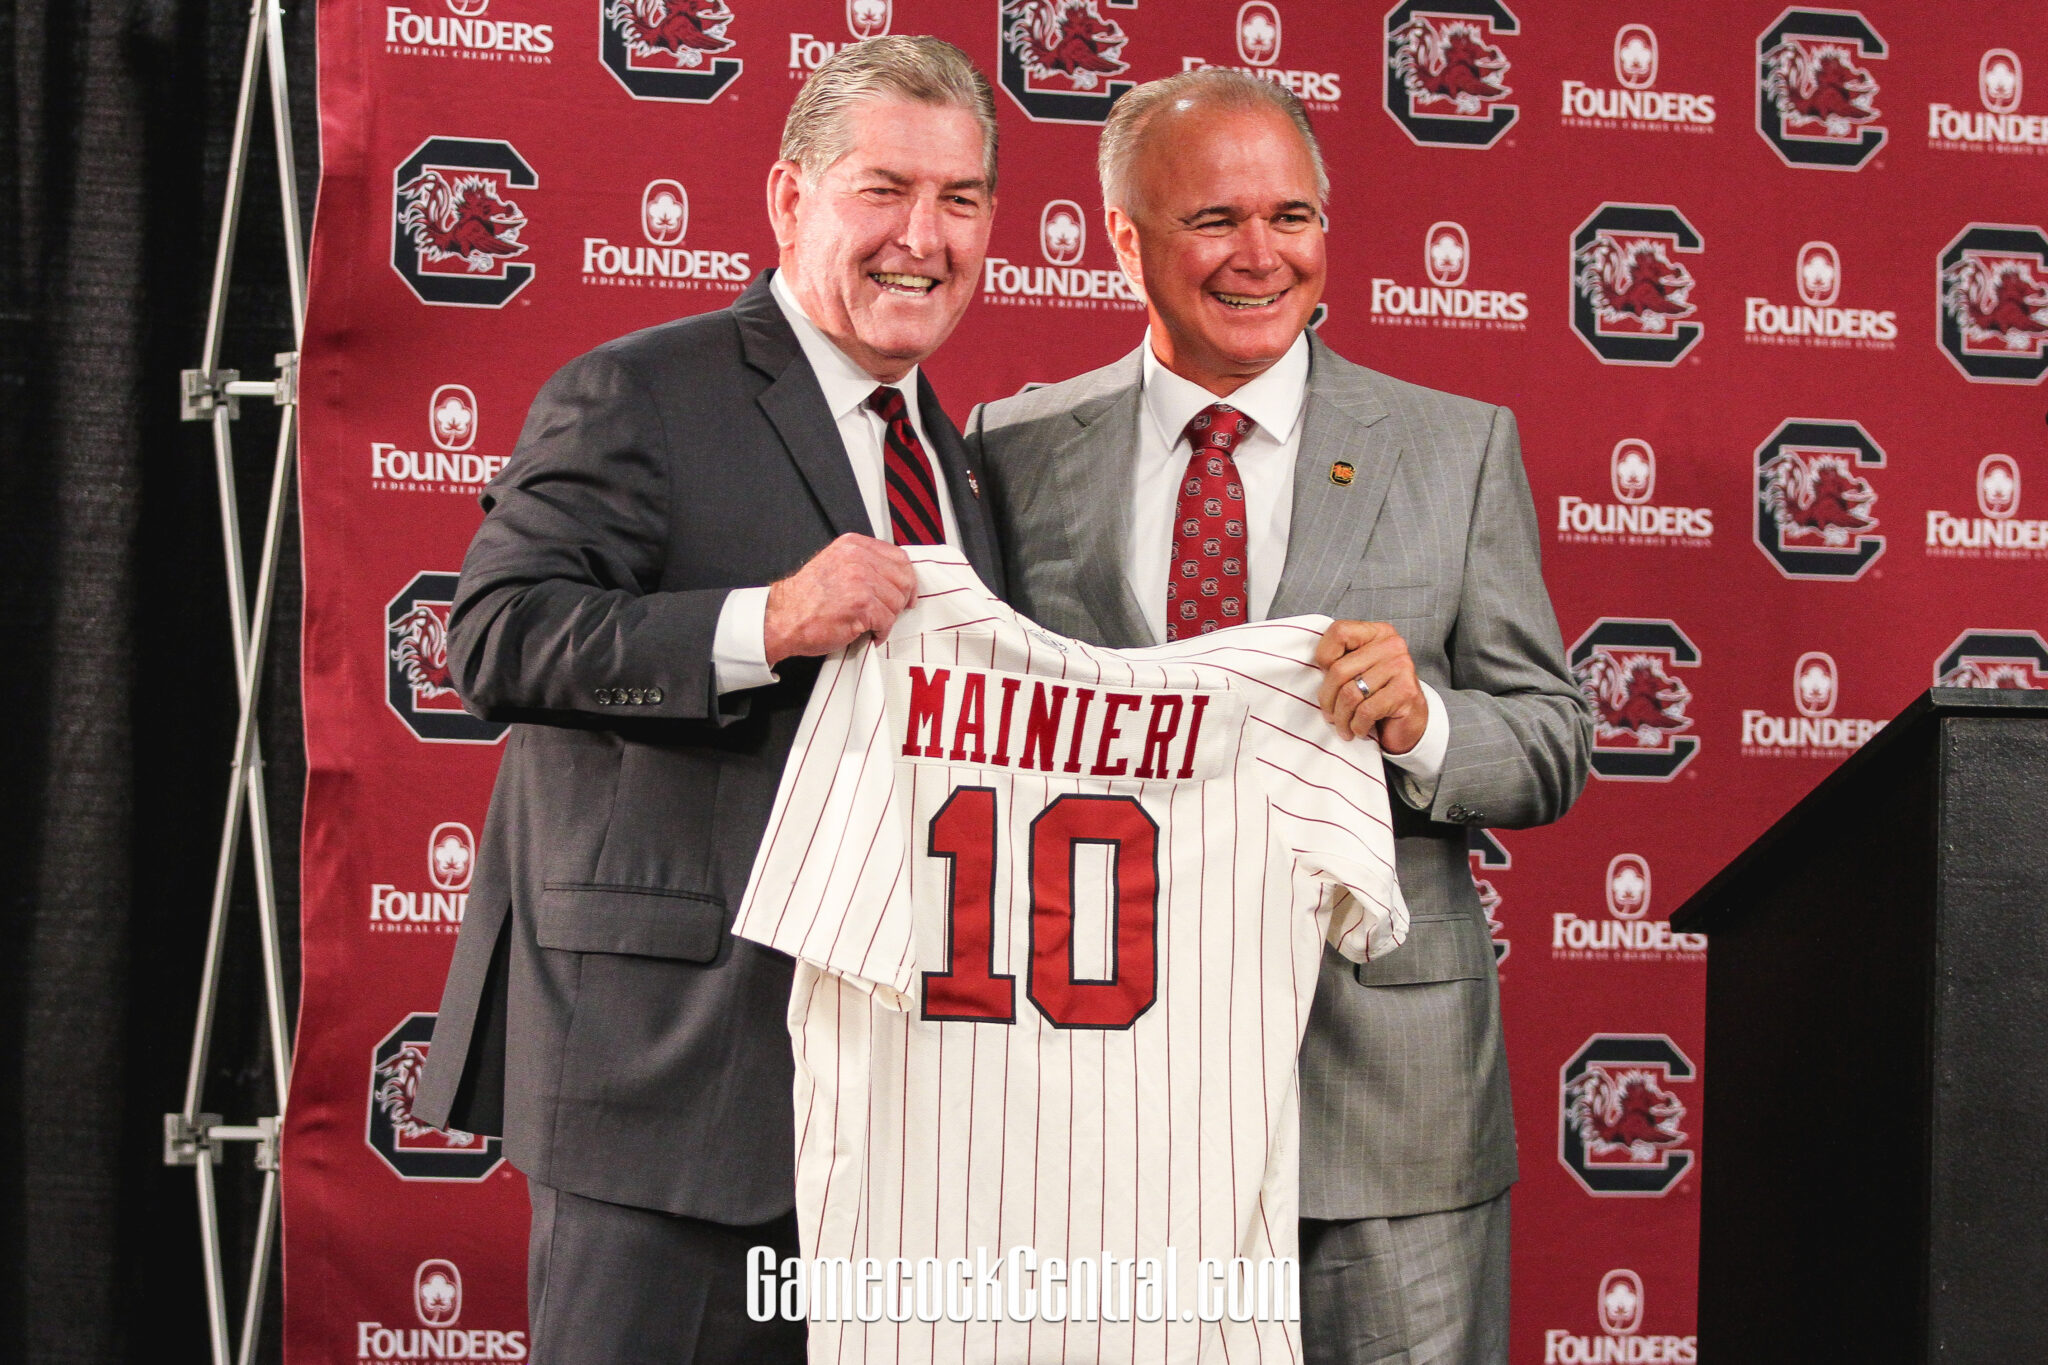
867, 385, 946, 546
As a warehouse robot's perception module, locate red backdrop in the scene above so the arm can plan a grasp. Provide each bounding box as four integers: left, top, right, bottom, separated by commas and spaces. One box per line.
289, 2, 2048, 1358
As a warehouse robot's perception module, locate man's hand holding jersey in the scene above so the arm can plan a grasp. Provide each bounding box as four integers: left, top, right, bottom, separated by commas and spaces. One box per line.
1315, 619, 1430, 757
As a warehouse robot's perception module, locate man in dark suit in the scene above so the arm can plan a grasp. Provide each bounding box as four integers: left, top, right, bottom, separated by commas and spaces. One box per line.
413, 37, 1006, 1362
969, 71, 1591, 1363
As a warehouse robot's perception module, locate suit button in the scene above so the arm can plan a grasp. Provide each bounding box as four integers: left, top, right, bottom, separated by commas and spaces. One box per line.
594, 688, 612, 705
1446, 803, 1470, 823
627, 688, 644, 705
647, 687, 664, 705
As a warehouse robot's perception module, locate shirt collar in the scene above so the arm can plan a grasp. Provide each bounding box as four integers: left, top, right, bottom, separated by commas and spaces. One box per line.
1141, 330, 1310, 452
770, 268, 919, 422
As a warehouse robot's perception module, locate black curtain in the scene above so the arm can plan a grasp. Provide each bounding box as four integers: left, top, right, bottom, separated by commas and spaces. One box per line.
4, 1, 316, 1359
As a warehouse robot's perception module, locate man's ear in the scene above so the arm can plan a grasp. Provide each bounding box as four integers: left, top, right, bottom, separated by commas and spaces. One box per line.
766, 160, 804, 250
1106, 205, 1146, 302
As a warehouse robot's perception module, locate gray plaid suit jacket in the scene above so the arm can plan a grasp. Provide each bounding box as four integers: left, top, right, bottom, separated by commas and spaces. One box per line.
966, 336, 1591, 1219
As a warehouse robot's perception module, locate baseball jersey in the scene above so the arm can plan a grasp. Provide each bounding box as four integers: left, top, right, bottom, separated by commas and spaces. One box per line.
734, 547, 1407, 1364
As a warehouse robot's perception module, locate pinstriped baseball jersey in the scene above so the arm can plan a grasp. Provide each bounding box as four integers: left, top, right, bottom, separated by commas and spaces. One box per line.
733, 547, 1408, 1364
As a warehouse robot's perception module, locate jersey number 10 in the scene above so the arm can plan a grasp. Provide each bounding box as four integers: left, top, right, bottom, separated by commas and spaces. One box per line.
923, 788, 1160, 1030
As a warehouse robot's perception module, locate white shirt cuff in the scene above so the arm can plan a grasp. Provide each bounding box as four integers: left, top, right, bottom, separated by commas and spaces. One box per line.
712, 587, 780, 695
1384, 680, 1449, 809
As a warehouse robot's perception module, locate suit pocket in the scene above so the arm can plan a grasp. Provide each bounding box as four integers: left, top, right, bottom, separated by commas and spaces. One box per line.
1355, 911, 1495, 987
1336, 580, 1435, 624
535, 884, 725, 962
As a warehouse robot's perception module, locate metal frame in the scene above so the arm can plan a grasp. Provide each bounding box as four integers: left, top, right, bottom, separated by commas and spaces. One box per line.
168, 2, 306, 1362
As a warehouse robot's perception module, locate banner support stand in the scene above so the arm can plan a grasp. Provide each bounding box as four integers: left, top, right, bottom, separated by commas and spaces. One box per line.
169, 1, 306, 1362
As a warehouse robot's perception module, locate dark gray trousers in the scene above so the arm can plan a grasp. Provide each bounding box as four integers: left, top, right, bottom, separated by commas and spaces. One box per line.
1300, 1189, 1511, 1365
527, 1178, 807, 1364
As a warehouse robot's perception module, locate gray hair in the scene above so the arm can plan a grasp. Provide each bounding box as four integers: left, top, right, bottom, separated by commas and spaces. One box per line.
780, 36, 1000, 192
1098, 69, 1329, 214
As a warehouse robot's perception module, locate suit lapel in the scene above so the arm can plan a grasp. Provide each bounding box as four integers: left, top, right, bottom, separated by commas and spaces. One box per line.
916, 373, 1003, 590
1268, 336, 1402, 620
1048, 350, 1155, 648
734, 274, 873, 539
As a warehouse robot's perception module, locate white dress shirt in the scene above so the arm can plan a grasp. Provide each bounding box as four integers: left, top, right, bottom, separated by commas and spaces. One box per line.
710, 271, 961, 693
1131, 333, 1447, 805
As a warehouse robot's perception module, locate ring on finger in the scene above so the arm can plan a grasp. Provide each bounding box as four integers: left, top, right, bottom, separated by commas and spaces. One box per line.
1354, 675, 1373, 698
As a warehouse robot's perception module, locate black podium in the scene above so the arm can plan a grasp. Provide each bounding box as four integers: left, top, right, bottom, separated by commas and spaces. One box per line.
1672, 688, 2048, 1361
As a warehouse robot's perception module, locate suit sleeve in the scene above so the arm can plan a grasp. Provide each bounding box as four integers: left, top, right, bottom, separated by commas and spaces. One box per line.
445, 347, 744, 725
1427, 405, 1594, 829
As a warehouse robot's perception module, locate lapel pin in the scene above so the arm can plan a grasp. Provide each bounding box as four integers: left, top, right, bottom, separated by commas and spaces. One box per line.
965, 469, 982, 499
1330, 461, 1355, 487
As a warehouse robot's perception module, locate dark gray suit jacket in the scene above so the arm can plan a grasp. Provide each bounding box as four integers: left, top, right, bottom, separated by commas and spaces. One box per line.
967, 336, 1590, 1220
415, 273, 1006, 1222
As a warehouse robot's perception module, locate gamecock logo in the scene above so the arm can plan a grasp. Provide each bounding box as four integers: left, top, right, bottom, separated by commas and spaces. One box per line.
1981, 48, 2022, 114
1610, 438, 1654, 504
1040, 198, 1086, 265
1468, 828, 1510, 965
1570, 617, 1700, 780
602, 0, 744, 102
999, 0, 1134, 124
1753, 418, 1886, 579
1383, 0, 1519, 148
1570, 203, 1703, 365
1797, 240, 1840, 305
429, 384, 477, 451
367, 1013, 504, 1181
1756, 9, 1886, 169
1604, 854, 1649, 920
1559, 1033, 1696, 1196
1614, 24, 1655, 89
1934, 629, 2048, 690
1599, 1269, 1645, 1335
386, 571, 508, 744
847, 0, 890, 40
1938, 224, 2048, 384
1978, 453, 2020, 518
391, 138, 536, 308
1794, 650, 1838, 717
1426, 220, 1469, 286
429, 821, 476, 892
414, 1260, 462, 1327
1237, 1, 1280, 67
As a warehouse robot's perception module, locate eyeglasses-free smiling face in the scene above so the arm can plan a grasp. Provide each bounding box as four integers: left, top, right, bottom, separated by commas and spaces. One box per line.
770, 98, 995, 383
1108, 102, 1326, 396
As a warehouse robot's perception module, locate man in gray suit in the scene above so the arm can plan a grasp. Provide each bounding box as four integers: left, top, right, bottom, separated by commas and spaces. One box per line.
968, 70, 1590, 1363
413, 38, 1006, 1362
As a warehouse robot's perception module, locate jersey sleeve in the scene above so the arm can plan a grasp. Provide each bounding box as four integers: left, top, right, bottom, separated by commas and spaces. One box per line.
1258, 717, 1411, 967
731, 639, 917, 1008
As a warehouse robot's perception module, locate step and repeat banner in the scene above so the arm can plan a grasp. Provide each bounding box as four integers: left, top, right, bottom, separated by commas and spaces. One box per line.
289, 1, 2046, 1358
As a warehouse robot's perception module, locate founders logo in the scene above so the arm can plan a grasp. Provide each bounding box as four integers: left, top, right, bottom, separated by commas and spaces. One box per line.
1927, 454, 2048, 559
1468, 828, 1510, 966
1753, 418, 1885, 580
1180, 2, 1341, 112
1745, 240, 1898, 349
1570, 203, 1703, 365
385, 0, 554, 61
602, 0, 744, 102
1928, 48, 2044, 153
1938, 223, 2048, 383
1544, 1269, 1698, 1364
999, 0, 1135, 124
1383, 1, 1518, 148
1741, 651, 1885, 758
1756, 8, 1886, 169
392, 138, 535, 308
1570, 617, 1700, 780
371, 384, 511, 495
1561, 23, 1715, 133
1557, 438, 1713, 548
1552, 853, 1706, 963
367, 1014, 505, 1181
1370, 220, 1529, 331
357, 1258, 530, 1362
789, 0, 890, 76
582, 177, 750, 291
983, 196, 1141, 311
1935, 629, 2048, 689
1559, 1033, 1696, 1196
371, 822, 475, 935
387, 572, 508, 744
